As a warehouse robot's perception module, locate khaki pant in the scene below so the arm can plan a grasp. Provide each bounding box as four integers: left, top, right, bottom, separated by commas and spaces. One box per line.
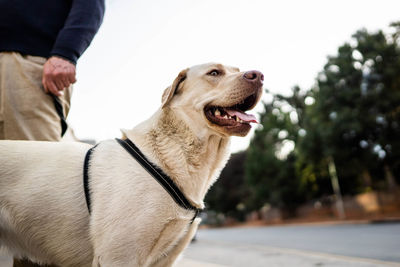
0, 52, 72, 266
0, 52, 72, 141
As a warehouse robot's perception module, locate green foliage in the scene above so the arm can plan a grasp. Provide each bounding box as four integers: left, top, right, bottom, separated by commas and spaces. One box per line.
205, 151, 250, 221
301, 24, 400, 192
245, 90, 306, 214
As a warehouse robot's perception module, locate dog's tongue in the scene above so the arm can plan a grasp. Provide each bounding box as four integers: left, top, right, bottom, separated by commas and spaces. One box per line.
225, 108, 258, 123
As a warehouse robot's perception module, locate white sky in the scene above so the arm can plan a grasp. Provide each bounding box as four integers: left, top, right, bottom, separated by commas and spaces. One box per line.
68, 0, 400, 152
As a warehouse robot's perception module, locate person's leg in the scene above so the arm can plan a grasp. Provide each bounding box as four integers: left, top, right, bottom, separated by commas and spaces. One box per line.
1, 52, 72, 141
0, 53, 5, 139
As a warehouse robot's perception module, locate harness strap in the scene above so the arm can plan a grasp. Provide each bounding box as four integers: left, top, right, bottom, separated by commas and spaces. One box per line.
52, 95, 68, 137
83, 145, 98, 213
115, 138, 202, 221
82, 139, 202, 223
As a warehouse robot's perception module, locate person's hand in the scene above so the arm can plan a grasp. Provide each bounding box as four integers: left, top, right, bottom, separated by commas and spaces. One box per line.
42, 56, 76, 96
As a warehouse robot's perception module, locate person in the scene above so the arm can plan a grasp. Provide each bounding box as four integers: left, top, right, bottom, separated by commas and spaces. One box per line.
0, 0, 105, 266
0, 0, 105, 141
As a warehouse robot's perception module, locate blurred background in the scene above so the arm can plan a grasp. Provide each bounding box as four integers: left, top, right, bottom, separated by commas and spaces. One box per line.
66, 0, 400, 266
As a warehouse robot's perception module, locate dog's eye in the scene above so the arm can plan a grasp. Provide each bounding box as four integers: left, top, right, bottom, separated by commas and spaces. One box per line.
207, 70, 221, 76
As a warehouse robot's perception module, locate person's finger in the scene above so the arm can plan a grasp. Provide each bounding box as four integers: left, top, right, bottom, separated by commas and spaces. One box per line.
47, 81, 62, 96
53, 70, 71, 90
67, 66, 77, 84
42, 77, 49, 94
65, 73, 76, 86
53, 77, 65, 92
42, 63, 53, 93
55, 67, 74, 88
59, 75, 70, 89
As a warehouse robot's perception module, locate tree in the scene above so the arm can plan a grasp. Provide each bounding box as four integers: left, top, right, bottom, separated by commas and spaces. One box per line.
205, 151, 250, 221
299, 23, 400, 194
246, 22, 400, 217
245, 89, 306, 215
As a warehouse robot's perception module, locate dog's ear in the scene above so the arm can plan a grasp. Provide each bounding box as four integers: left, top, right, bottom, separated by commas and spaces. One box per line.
161, 68, 188, 108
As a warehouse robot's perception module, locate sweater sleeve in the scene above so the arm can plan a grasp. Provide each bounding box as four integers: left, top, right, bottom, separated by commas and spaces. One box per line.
50, 0, 105, 64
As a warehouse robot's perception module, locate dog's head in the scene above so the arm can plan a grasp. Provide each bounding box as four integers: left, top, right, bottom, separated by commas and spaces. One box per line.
162, 63, 263, 137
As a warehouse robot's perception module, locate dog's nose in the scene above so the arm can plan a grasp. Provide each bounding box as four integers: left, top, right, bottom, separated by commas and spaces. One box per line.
243, 70, 264, 83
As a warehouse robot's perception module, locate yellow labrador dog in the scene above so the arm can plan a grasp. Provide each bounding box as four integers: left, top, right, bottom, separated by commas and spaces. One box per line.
0, 63, 263, 266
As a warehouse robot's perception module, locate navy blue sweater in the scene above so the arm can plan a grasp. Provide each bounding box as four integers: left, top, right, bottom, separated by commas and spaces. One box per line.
0, 0, 105, 64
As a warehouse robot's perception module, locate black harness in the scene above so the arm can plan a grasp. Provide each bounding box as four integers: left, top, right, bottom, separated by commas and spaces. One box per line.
52, 95, 68, 137
83, 138, 202, 221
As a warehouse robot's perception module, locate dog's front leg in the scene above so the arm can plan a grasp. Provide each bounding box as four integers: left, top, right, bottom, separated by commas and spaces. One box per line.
150, 218, 201, 267
91, 255, 100, 267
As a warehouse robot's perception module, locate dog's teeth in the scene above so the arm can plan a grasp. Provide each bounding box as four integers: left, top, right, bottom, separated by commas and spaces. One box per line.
215, 109, 221, 116
240, 119, 244, 123
235, 116, 240, 122
223, 115, 228, 119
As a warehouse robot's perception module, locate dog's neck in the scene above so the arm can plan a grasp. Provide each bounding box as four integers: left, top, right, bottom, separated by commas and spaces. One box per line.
122, 108, 231, 208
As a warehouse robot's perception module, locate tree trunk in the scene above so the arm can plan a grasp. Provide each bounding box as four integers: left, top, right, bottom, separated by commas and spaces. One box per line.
361, 169, 372, 188
327, 156, 346, 219
384, 163, 398, 192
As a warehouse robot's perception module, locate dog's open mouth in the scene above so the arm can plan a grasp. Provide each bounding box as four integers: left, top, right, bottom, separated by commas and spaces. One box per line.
204, 93, 258, 129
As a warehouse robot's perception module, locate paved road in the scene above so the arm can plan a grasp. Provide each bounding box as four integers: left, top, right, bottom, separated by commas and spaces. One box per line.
2, 223, 400, 267
181, 222, 400, 266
